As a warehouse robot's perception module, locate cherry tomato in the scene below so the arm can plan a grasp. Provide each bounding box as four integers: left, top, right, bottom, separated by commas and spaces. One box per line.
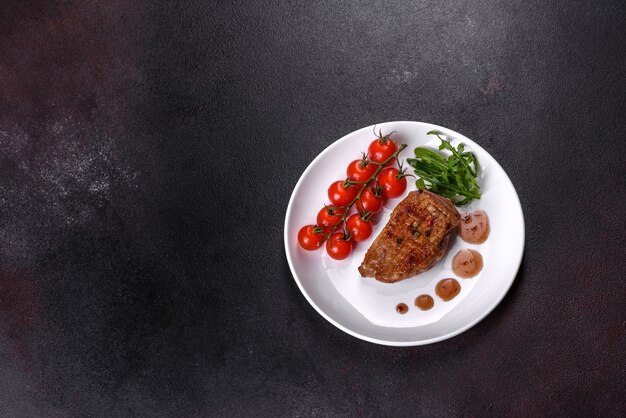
368, 132, 398, 166
378, 167, 407, 199
346, 158, 377, 183
328, 180, 358, 206
316, 205, 345, 232
355, 186, 384, 215
297, 225, 325, 251
346, 214, 373, 242
325, 232, 353, 260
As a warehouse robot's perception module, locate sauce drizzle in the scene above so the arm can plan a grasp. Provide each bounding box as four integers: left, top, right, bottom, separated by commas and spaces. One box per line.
414, 294, 434, 311
458, 210, 490, 244
435, 278, 461, 301
396, 303, 409, 314
452, 249, 483, 278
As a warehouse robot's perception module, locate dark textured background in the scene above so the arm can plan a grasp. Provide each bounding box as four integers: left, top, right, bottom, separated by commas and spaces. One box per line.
1, 0, 625, 416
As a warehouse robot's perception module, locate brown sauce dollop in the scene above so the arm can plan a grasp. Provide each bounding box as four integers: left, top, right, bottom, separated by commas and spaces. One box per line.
452, 249, 483, 278
414, 294, 434, 311
458, 210, 490, 244
396, 303, 408, 314
435, 278, 461, 301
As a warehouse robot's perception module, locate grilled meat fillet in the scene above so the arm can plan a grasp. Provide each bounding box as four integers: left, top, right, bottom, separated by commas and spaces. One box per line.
358, 190, 460, 283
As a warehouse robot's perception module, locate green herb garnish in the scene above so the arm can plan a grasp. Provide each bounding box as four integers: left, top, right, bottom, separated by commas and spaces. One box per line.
406, 131, 481, 206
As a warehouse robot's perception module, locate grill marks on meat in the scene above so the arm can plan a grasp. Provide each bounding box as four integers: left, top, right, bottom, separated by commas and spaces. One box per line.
358, 190, 460, 283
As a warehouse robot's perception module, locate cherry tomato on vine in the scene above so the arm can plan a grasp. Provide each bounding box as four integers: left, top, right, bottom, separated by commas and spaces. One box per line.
346, 158, 377, 183
368, 131, 398, 166
378, 167, 407, 199
325, 232, 353, 260
355, 186, 384, 215
346, 214, 373, 242
328, 180, 358, 206
316, 205, 345, 232
297, 225, 325, 251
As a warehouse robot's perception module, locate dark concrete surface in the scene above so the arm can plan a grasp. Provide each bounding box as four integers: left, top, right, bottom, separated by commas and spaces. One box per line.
1, 0, 625, 416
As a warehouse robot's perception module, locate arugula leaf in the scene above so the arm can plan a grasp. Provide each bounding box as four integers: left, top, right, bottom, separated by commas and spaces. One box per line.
407, 132, 481, 205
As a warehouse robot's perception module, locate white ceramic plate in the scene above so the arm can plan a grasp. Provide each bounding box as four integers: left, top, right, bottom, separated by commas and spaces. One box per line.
284, 121, 524, 346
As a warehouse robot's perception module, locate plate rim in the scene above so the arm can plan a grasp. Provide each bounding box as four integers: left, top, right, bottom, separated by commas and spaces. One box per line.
284, 121, 525, 346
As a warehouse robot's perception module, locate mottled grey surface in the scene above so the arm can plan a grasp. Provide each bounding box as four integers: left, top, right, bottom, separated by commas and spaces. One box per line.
0, 0, 625, 416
